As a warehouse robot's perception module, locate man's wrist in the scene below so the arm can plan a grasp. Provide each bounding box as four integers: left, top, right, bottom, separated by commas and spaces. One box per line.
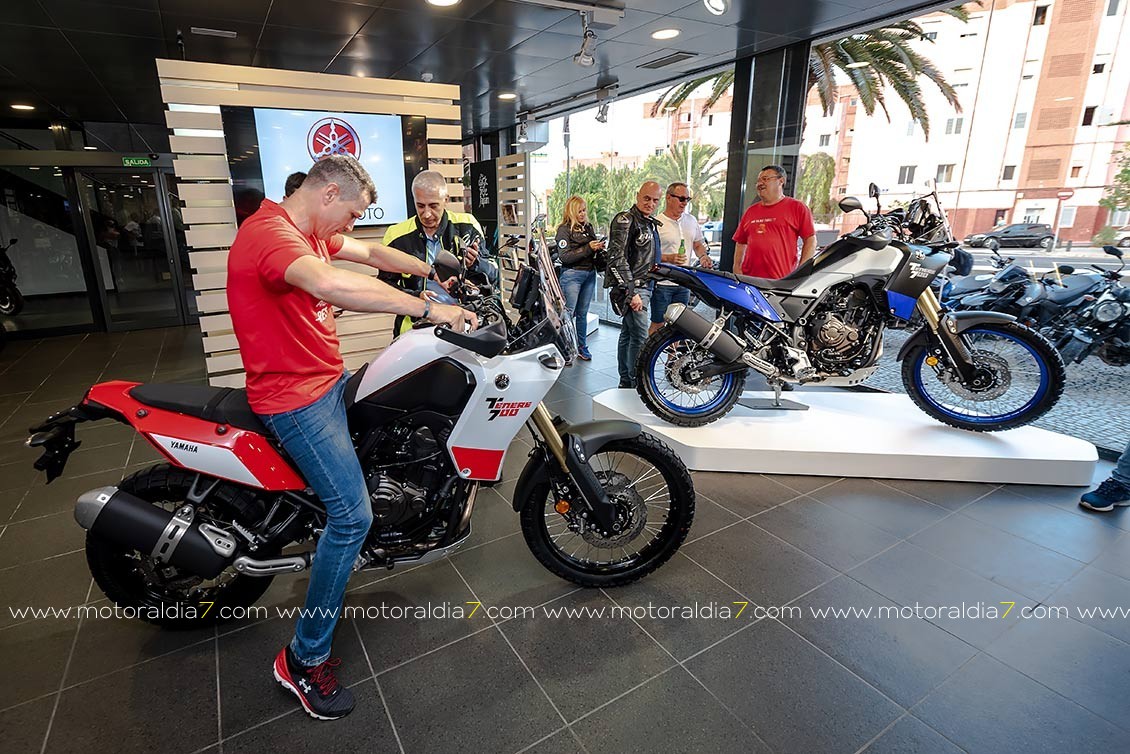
421, 298, 432, 321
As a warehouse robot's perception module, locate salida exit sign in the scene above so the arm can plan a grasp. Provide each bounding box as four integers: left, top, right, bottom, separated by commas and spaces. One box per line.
121, 157, 152, 168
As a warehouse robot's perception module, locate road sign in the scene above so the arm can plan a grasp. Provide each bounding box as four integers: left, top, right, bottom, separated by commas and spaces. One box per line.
1056, 189, 1074, 200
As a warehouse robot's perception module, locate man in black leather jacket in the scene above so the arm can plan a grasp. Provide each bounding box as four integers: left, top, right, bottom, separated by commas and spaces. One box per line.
606, 181, 662, 388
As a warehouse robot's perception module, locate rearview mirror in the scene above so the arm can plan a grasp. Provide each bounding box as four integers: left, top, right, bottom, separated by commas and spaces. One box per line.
839, 196, 867, 217
1056, 265, 1075, 275
868, 183, 880, 198
1103, 245, 1123, 259
433, 249, 463, 281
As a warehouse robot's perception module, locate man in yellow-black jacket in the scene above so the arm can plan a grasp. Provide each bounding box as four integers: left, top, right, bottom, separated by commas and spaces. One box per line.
382, 170, 498, 333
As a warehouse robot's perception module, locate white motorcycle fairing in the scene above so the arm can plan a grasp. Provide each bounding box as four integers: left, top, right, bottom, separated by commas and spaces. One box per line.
354, 326, 562, 481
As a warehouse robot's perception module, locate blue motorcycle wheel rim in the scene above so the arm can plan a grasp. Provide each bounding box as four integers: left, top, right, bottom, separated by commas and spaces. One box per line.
912, 327, 1050, 425
647, 331, 737, 416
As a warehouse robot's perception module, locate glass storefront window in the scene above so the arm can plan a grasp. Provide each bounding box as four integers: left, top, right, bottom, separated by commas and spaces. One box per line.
0, 166, 95, 333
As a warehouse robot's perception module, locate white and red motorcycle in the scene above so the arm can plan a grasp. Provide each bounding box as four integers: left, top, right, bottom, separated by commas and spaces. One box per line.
27, 218, 695, 627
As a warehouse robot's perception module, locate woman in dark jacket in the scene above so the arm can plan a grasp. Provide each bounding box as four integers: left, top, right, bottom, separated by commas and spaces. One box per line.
555, 196, 604, 360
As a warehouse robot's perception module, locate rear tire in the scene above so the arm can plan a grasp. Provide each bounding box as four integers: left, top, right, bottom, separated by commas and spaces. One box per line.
86, 464, 275, 629
0, 285, 23, 316
518, 433, 694, 588
636, 325, 746, 427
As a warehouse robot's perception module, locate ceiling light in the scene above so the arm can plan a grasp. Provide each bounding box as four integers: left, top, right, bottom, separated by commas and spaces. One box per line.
83, 145, 97, 150
703, 0, 727, 16
574, 12, 597, 67
11, 104, 35, 111
29, 167, 40, 170
498, 92, 517, 100
651, 29, 680, 40
846, 61, 871, 69
426, 0, 461, 6
190, 27, 237, 38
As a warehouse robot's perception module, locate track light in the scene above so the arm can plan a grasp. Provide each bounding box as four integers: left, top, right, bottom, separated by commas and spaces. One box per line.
573, 12, 597, 67
517, 120, 528, 143
595, 103, 609, 123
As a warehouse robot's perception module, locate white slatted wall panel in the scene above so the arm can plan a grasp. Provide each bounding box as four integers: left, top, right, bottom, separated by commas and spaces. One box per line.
157, 59, 464, 388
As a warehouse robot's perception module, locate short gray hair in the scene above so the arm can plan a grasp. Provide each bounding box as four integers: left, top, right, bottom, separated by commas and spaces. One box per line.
411, 170, 449, 199
304, 155, 376, 203
761, 164, 787, 182
666, 181, 687, 195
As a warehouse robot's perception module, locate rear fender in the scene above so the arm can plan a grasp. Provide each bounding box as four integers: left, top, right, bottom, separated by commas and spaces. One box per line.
896, 311, 1016, 361
511, 420, 641, 511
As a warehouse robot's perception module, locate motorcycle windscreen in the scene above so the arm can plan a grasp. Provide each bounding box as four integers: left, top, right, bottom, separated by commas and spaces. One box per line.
695, 273, 783, 322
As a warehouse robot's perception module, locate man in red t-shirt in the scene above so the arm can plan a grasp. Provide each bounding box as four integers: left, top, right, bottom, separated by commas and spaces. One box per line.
228, 155, 474, 721
732, 165, 816, 279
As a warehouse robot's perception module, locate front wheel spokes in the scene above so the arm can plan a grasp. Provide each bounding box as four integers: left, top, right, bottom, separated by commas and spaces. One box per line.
922, 333, 1045, 418
543, 451, 673, 566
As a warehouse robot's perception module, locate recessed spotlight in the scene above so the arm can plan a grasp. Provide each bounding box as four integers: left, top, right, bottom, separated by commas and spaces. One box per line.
11, 104, 35, 111
29, 167, 40, 170
427, 0, 461, 6
498, 92, 517, 100
83, 145, 97, 150
651, 29, 680, 40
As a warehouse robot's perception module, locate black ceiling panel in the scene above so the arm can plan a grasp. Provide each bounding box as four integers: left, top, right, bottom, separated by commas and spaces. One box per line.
469, 0, 572, 31
0, 0, 944, 139
38, 0, 163, 37
158, 0, 272, 26
265, 0, 378, 37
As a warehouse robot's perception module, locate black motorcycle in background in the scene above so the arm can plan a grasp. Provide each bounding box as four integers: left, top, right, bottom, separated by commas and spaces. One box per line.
1051, 246, 1129, 367
0, 237, 23, 316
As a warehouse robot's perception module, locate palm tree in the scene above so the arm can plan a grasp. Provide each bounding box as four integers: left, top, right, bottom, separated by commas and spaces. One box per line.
796, 152, 836, 223
650, 6, 974, 139
642, 143, 727, 218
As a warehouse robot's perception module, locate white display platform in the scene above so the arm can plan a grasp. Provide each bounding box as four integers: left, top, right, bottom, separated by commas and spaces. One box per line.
593, 389, 1097, 486
586, 312, 600, 335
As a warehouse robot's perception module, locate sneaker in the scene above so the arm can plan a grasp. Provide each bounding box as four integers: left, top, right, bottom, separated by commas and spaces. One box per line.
1079, 478, 1130, 512
273, 646, 355, 720
577, 349, 592, 361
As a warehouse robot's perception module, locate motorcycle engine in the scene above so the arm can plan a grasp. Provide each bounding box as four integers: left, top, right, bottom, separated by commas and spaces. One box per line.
362, 422, 453, 530
804, 283, 883, 372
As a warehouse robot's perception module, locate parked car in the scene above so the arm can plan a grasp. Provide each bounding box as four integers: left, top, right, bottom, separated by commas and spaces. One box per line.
1115, 227, 1130, 248
964, 223, 1056, 251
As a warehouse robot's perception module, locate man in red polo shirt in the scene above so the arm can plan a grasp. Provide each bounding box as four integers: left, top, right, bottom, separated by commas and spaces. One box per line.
228, 155, 475, 721
732, 165, 816, 279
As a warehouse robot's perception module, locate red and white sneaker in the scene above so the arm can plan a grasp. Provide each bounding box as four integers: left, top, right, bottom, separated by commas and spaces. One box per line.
272, 646, 355, 720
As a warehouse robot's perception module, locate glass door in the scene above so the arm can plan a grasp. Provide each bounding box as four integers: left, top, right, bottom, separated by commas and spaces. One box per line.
77, 171, 185, 329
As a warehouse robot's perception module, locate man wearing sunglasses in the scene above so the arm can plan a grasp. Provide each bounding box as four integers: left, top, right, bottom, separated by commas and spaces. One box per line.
652, 182, 713, 336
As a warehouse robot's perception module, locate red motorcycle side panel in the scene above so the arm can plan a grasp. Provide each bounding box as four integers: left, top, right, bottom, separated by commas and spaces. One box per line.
85, 381, 306, 491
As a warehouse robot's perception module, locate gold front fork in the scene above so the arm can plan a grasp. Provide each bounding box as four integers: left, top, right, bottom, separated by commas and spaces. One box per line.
916, 287, 943, 331
529, 403, 568, 472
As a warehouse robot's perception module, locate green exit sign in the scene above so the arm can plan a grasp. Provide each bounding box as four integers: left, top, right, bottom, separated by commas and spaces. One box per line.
122, 157, 152, 168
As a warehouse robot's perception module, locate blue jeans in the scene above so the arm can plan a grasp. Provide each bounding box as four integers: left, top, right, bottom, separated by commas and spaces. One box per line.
259, 374, 372, 667
650, 284, 691, 324
1114, 439, 1130, 487
617, 287, 651, 387
559, 267, 596, 352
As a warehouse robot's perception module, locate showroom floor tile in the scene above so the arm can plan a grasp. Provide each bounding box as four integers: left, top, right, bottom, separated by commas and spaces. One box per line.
1, 325, 1127, 753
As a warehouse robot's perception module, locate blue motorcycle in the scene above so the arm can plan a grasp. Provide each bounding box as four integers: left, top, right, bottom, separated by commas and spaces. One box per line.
634, 194, 1065, 433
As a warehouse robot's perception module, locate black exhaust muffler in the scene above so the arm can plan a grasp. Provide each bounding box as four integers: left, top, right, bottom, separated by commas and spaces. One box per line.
75, 486, 237, 579
663, 303, 745, 363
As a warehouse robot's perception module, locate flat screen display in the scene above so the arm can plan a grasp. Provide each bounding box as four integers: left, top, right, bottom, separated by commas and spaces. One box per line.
219, 106, 428, 227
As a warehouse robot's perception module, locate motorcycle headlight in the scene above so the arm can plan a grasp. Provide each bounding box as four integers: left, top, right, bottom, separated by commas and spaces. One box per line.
1093, 300, 1126, 323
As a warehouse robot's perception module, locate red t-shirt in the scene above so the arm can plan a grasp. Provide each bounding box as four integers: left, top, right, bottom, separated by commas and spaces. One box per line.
227, 199, 345, 415
732, 197, 816, 279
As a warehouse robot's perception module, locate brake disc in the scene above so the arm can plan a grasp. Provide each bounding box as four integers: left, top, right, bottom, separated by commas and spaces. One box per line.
941, 351, 1012, 401
580, 471, 648, 549
666, 349, 715, 395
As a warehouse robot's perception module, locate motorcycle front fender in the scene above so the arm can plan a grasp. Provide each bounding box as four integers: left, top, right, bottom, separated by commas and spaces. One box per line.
510, 419, 641, 512
896, 311, 1016, 362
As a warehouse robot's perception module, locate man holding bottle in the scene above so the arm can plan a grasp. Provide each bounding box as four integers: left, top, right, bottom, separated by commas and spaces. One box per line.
651, 181, 713, 336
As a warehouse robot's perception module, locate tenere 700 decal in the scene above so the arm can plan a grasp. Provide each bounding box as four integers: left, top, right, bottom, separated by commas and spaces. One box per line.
485, 397, 532, 420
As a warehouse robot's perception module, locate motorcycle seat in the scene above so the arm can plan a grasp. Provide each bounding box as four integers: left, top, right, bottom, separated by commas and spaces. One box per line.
130, 384, 267, 435
1045, 277, 1097, 304
693, 261, 815, 293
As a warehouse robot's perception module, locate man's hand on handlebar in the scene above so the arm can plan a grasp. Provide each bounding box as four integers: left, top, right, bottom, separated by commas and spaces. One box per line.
464, 240, 480, 267
427, 302, 479, 332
